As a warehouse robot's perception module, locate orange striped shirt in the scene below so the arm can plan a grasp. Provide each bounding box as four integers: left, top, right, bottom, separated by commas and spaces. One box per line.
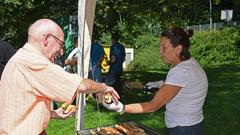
0, 43, 82, 135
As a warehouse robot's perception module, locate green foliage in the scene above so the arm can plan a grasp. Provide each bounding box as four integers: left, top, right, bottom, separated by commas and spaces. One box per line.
100, 33, 111, 45
191, 28, 240, 67
127, 34, 169, 71
94, 0, 218, 45
1, 0, 239, 49
0, 0, 78, 48
127, 28, 240, 71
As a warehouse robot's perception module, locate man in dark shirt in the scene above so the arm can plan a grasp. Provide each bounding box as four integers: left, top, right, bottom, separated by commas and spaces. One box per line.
106, 33, 126, 99
0, 40, 15, 80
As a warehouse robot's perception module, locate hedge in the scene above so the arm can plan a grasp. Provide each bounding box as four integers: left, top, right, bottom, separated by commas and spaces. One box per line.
127, 27, 240, 71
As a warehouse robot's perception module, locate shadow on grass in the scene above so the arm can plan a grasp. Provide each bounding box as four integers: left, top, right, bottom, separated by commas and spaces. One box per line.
123, 70, 168, 83
203, 64, 240, 135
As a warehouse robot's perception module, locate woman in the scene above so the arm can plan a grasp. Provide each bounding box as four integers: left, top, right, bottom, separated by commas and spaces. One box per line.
102, 27, 208, 135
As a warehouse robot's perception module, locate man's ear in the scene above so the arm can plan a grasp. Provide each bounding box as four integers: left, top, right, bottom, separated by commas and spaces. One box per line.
176, 45, 182, 56
43, 34, 49, 46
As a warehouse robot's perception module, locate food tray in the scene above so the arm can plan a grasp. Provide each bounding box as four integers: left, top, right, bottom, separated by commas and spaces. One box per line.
76, 121, 161, 135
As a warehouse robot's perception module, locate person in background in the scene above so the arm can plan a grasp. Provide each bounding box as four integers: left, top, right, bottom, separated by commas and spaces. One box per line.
64, 37, 78, 73
0, 40, 15, 80
0, 19, 119, 135
102, 27, 208, 135
86, 33, 105, 100
105, 32, 126, 99
88, 33, 104, 83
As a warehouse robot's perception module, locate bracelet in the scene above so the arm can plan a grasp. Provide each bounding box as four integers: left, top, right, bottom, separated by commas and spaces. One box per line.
119, 105, 125, 115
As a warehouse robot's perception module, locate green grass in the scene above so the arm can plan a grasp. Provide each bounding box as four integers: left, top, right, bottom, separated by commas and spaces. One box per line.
203, 64, 240, 135
47, 63, 240, 135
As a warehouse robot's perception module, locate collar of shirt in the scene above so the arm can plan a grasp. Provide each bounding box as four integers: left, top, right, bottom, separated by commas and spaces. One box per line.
23, 43, 43, 56
22, 43, 51, 63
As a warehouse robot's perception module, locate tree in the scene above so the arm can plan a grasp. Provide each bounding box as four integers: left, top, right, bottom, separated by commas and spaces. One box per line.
0, 0, 78, 48
1, 0, 238, 48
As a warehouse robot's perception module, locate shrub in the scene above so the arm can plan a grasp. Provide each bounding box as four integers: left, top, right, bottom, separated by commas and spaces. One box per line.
127, 28, 240, 71
127, 34, 169, 71
191, 27, 240, 67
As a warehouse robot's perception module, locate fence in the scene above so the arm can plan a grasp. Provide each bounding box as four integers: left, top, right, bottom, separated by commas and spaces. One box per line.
186, 21, 240, 31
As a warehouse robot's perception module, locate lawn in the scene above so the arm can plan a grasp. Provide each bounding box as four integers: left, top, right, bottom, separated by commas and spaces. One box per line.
47, 63, 240, 135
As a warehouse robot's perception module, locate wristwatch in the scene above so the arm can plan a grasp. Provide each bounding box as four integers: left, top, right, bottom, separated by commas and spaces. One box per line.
119, 105, 125, 115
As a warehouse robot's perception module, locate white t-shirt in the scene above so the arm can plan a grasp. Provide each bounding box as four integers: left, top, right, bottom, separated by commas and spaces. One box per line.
164, 57, 208, 128
65, 48, 80, 73
67, 48, 79, 59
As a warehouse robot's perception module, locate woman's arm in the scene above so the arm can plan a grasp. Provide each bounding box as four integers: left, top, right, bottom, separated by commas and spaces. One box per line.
124, 84, 182, 113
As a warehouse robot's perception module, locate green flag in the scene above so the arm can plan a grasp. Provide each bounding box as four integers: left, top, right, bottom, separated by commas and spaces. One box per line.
64, 26, 75, 60
54, 17, 75, 66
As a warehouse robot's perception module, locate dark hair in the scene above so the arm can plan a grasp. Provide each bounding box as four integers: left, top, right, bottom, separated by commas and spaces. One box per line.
161, 27, 193, 60
111, 32, 121, 41
92, 31, 100, 41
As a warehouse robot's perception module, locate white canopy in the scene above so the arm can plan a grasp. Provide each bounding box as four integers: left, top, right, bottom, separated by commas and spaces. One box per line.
76, 0, 96, 132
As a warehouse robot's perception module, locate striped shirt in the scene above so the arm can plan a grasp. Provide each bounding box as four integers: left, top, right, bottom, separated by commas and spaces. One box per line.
0, 43, 82, 135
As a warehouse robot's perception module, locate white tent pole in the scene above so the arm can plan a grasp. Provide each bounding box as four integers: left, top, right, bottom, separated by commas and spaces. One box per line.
76, 0, 96, 133
76, 0, 86, 132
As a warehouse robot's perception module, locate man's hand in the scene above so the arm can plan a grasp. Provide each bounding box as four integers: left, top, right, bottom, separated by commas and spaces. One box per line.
51, 106, 77, 119
100, 85, 120, 103
65, 57, 77, 65
65, 59, 72, 65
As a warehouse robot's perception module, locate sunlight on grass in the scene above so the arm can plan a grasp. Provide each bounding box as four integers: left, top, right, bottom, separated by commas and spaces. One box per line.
47, 63, 240, 135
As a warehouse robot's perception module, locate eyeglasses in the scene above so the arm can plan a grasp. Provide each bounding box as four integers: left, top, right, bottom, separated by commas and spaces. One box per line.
49, 34, 65, 49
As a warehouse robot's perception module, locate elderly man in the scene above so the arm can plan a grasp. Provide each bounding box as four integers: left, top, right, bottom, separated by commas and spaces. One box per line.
0, 19, 119, 135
